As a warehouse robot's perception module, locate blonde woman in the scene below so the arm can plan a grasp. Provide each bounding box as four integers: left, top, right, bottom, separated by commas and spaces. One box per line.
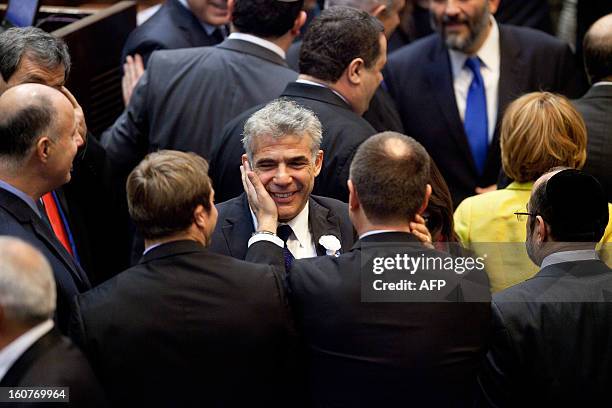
454, 91, 612, 292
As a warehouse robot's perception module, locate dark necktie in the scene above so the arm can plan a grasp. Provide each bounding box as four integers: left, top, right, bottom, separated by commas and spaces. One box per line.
276, 224, 295, 271
464, 56, 489, 175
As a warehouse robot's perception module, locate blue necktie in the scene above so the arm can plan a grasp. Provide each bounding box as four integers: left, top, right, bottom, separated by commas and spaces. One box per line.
464, 56, 488, 175
276, 224, 295, 271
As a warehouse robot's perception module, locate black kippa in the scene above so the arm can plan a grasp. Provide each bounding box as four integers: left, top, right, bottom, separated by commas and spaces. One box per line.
544, 169, 608, 237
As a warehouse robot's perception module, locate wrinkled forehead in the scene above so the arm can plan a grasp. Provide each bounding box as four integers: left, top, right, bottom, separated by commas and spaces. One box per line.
11, 57, 66, 88
251, 132, 316, 156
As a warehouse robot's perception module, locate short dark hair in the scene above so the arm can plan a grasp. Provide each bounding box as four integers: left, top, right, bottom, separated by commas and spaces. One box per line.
530, 169, 608, 242
127, 151, 213, 240
350, 132, 430, 223
0, 96, 54, 160
232, 0, 304, 38
583, 16, 612, 83
299, 6, 384, 82
0, 27, 70, 82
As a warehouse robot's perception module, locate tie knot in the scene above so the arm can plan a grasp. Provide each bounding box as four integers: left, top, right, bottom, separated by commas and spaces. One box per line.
465, 56, 481, 74
276, 224, 293, 242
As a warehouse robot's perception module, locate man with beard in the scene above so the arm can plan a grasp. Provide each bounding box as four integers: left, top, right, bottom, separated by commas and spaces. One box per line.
384, 0, 583, 206
479, 168, 612, 406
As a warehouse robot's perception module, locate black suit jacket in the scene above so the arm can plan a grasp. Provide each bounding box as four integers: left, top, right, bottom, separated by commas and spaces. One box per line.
572, 85, 612, 202
0, 189, 91, 334
286, 40, 404, 134
479, 259, 612, 407
121, 0, 223, 67
102, 39, 298, 179
209, 193, 355, 260
210, 82, 376, 203
385, 25, 582, 206
71, 240, 298, 407
288, 232, 491, 407
0, 329, 106, 407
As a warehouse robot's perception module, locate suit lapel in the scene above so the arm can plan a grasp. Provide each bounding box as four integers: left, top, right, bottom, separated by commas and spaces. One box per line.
308, 197, 342, 256
0, 189, 90, 290
426, 39, 478, 174
221, 194, 254, 259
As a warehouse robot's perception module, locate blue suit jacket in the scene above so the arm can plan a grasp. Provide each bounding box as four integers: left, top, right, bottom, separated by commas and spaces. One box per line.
0, 188, 91, 334
384, 24, 583, 206
121, 0, 223, 67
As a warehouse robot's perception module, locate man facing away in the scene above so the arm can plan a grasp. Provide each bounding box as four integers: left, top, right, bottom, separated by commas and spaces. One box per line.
71, 150, 298, 407
0, 236, 106, 406
479, 168, 612, 407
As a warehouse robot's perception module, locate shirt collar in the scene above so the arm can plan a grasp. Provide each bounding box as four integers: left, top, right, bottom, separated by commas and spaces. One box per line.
295, 78, 351, 106
228, 32, 286, 60
593, 81, 612, 88
0, 179, 41, 217
359, 229, 398, 240
250, 201, 310, 247
506, 181, 533, 191
0, 319, 54, 381
541, 249, 600, 269
448, 16, 500, 77
176, 0, 223, 36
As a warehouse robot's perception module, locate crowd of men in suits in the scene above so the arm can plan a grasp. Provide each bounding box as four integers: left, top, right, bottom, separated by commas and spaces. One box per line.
0, 0, 611, 406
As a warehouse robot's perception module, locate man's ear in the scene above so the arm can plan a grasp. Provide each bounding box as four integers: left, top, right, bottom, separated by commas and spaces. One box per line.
347, 58, 365, 86
193, 204, 207, 229
241, 153, 250, 167
488, 0, 500, 15
291, 10, 308, 36
36, 137, 52, 163
535, 215, 548, 242
313, 150, 324, 176
348, 180, 360, 211
370, 4, 386, 18
417, 184, 432, 215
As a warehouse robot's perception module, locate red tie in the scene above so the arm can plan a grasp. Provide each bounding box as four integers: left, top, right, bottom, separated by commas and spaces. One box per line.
41, 192, 74, 256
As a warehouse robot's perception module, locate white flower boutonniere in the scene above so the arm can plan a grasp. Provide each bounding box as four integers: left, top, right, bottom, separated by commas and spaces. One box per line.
319, 235, 341, 257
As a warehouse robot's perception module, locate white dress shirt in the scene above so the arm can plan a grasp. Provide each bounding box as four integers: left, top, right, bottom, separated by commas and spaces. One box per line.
0, 319, 54, 381
248, 203, 318, 258
448, 16, 500, 143
228, 32, 286, 60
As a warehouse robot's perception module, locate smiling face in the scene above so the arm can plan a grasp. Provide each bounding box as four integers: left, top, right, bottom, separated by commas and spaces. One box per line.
248, 133, 323, 222
429, 0, 497, 54
187, 0, 230, 26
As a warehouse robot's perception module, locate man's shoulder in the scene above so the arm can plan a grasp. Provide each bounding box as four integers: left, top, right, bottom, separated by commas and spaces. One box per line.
499, 23, 569, 51
387, 34, 441, 67
215, 194, 247, 216
310, 194, 348, 214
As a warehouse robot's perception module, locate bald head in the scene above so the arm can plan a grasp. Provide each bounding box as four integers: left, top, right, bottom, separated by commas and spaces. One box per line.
0, 236, 56, 325
350, 132, 430, 223
583, 13, 612, 84
0, 83, 71, 168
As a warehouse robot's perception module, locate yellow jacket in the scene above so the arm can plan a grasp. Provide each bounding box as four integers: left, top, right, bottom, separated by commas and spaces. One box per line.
454, 182, 612, 292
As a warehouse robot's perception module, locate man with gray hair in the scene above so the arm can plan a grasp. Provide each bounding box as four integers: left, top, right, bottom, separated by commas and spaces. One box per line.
0, 236, 105, 405
209, 98, 354, 261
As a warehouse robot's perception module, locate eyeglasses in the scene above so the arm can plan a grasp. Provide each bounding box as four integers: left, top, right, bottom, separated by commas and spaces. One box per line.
514, 211, 537, 222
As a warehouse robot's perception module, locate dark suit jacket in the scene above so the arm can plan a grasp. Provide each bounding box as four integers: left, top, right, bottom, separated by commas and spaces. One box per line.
210, 82, 376, 203
0, 189, 91, 334
121, 0, 223, 67
101, 38, 298, 179
0, 329, 106, 407
288, 231, 491, 407
385, 25, 582, 206
286, 40, 404, 134
479, 259, 612, 407
209, 193, 355, 260
71, 240, 298, 407
572, 85, 612, 202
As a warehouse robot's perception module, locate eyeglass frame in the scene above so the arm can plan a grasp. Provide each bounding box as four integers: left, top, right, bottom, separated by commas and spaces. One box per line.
514, 211, 538, 222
